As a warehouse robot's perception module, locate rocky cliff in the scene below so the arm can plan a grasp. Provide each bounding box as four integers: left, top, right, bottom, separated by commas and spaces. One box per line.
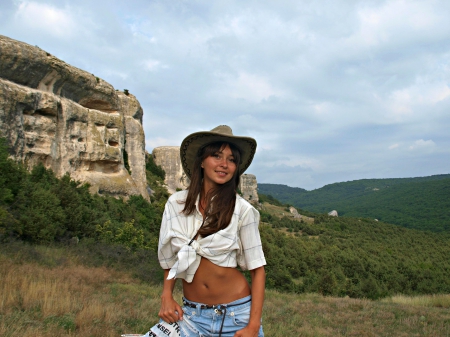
152, 146, 258, 203
239, 174, 259, 204
0, 35, 148, 200
152, 146, 190, 194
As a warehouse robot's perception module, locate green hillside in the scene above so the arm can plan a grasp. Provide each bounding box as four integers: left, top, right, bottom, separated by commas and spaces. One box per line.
259, 175, 450, 232
2, 137, 450, 300
0, 137, 168, 247
258, 201, 450, 299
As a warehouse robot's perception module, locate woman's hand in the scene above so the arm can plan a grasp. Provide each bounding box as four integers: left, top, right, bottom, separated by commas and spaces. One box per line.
234, 266, 265, 336
159, 269, 183, 323
158, 294, 183, 323
233, 323, 260, 337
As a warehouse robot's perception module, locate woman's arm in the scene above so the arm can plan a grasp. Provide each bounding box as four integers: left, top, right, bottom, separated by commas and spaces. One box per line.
158, 269, 183, 323
234, 266, 266, 337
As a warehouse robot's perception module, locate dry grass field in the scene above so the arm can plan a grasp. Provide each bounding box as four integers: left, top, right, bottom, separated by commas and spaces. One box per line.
1, 246, 449, 337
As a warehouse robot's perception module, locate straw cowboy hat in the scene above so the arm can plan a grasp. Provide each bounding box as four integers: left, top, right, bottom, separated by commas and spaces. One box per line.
180, 125, 257, 179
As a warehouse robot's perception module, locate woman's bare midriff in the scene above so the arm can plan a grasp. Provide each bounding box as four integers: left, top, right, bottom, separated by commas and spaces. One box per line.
182, 257, 251, 305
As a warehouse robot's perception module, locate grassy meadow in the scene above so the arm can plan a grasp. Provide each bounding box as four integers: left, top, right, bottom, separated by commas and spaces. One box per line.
1, 146, 450, 336
1, 244, 449, 337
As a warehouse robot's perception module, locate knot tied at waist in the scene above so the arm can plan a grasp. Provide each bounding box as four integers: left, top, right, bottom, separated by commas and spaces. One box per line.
167, 240, 202, 280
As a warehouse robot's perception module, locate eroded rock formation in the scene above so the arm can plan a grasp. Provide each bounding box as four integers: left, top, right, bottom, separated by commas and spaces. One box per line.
152, 146, 190, 194
0, 35, 148, 200
289, 206, 302, 219
239, 174, 259, 204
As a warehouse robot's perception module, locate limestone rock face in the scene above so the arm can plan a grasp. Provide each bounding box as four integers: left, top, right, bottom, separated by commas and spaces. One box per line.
289, 206, 302, 219
239, 174, 259, 204
0, 35, 148, 200
0, 35, 118, 112
152, 146, 190, 194
328, 210, 338, 217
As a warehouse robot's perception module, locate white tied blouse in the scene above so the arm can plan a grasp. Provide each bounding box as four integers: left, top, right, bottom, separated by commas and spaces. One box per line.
158, 190, 266, 283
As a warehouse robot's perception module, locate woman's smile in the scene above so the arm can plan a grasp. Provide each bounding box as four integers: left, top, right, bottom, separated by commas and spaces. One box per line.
201, 144, 236, 190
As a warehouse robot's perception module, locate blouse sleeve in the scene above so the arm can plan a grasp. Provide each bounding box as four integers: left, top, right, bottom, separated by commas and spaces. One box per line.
158, 201, 178, 269
237, 206, 266, 271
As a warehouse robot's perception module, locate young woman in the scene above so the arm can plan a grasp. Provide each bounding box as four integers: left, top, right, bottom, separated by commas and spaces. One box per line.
157, 125, 266, 337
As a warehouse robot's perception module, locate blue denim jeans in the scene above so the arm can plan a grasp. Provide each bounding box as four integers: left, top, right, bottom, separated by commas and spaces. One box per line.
178, 295, 264, 337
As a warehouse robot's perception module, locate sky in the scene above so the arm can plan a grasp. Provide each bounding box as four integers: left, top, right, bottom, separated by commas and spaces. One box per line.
1, 0, 449, 190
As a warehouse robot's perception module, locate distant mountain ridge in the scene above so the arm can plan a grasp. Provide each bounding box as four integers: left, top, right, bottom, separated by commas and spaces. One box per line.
258, 174, 450, 232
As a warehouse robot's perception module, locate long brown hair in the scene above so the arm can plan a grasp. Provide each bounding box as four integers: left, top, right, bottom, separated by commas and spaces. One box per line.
182, 141, 242, 237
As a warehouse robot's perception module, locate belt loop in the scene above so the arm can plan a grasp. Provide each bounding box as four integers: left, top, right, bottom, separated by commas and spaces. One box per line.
196, 303, 201, 316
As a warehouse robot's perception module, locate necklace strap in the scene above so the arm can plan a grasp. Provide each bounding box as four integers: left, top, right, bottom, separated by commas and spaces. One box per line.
188, 218, 205, 246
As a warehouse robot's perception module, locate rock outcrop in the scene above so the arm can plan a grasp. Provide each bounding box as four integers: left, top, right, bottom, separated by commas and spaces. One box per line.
328, 210, 338, 217
152, 146, 190, 194
289, 206, 302, 219
239, 174, 259, 204
0, 35, 148, 200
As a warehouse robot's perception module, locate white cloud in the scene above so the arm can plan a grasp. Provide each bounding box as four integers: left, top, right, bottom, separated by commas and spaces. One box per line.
422, 83, 450, 104
142, 59, 167, 72
14, 1, 76, 38
219, 72, 285, 103
389, 144, 399, 150
387, 89, 414, 118
385, 81, 450, 122
409, 139, 436, 151
355, 0, 450, 49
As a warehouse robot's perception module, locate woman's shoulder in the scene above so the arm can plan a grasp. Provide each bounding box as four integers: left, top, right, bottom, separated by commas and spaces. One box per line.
167, 189, 189, 203
235, 194, 258, 214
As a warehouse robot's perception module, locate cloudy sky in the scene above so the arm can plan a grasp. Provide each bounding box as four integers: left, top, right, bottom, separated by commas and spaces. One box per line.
1, 0, 449, 190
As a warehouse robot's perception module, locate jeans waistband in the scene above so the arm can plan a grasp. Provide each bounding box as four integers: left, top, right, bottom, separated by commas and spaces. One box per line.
182, 295, 252, 309
182, 295, 252, 337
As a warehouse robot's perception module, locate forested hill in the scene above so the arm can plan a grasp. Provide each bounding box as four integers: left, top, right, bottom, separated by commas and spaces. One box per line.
258, 174, 450, 232
2, 136, 450, 299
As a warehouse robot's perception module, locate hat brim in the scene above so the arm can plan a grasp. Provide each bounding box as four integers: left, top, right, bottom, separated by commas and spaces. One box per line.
180, 131, 257, 179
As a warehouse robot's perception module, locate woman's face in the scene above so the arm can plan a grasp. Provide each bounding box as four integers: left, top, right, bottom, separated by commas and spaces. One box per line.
201, 144, 237, 191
